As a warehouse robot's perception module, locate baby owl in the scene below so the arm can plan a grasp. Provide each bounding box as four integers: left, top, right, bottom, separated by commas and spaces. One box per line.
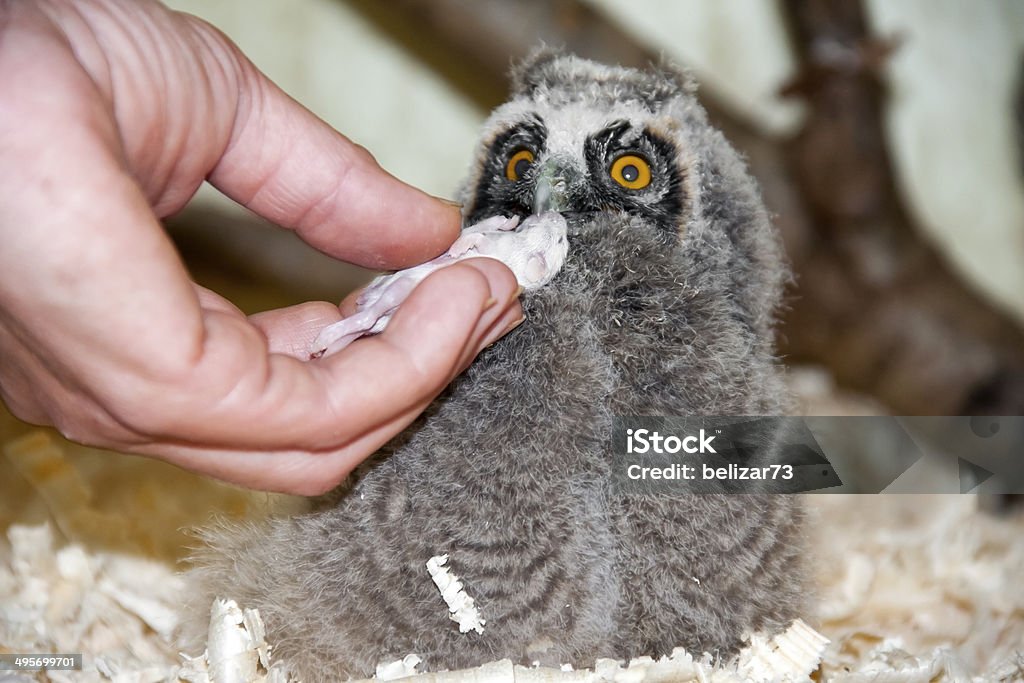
191, 51, 805, 681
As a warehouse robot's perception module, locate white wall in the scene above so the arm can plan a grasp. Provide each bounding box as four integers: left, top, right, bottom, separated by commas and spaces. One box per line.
583, 0, 805, 135
866, 0, 1024, 322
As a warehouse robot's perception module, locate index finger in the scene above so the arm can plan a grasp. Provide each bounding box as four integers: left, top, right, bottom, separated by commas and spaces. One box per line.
191, 16, 462, 269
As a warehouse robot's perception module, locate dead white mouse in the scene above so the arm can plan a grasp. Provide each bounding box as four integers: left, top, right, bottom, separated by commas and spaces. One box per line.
310, 212, 568, 358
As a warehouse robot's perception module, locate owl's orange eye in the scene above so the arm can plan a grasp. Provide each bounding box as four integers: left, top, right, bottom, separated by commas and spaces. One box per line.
505, 149, 535, 181
610, 154, 651, 190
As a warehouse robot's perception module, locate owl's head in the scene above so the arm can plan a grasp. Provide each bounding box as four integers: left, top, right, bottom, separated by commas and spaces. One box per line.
460, 50, 786, 345
462, 50, 703, 237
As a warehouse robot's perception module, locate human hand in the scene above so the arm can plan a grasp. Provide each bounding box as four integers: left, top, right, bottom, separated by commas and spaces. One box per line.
0, 0, 522, 495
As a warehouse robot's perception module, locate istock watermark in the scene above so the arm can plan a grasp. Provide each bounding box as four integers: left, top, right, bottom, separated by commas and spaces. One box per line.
610, 416, 1024, 495
625, 428, 717, 454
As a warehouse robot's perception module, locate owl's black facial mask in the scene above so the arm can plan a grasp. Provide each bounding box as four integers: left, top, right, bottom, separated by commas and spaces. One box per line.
582, 120, 687, 238
467, 115, 549, 225
467, 116, 686, 241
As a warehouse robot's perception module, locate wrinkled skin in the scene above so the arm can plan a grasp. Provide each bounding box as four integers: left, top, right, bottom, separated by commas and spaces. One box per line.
0, 0, 522, 494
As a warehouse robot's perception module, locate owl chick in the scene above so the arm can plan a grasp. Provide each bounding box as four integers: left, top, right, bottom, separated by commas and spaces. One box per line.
189, 51, 805, 681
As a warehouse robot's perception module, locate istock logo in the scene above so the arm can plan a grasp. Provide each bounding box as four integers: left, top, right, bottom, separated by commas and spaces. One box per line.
625, 428, 717, 454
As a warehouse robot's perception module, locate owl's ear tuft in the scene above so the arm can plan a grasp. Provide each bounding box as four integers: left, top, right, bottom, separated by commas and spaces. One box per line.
651, 56, 698, 96
510, 45, 568, 97
511, 48, 695, 111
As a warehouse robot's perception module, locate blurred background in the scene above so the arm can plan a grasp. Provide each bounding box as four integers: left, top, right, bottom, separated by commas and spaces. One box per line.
158, 0, 1024, 417
1, 2, 1023, 677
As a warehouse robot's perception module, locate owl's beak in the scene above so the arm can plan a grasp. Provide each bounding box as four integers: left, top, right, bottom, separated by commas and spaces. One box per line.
532, 158, 578, 214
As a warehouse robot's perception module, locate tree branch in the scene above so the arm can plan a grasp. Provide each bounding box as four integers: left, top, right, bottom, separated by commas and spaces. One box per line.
778, 0, 1024, 414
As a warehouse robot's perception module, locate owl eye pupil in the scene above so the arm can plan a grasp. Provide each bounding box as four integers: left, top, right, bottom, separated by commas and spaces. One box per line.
505, 149, 535, 181
514, 158, 531, 179
610, 154, 652, 190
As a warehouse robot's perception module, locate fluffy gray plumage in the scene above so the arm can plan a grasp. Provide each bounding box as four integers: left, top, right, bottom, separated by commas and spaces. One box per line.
189, 51, 806, 681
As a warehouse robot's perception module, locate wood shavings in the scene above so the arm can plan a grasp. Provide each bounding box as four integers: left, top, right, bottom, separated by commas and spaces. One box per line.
178, 599, 286, 683
822, 642, 951, 682
376, 654, 423, 680
98, 562, 183, 640
2, 499, 1021, 683
737, 619, 830, 682
0, 523, 185, 682
355, 621, 827, 683
816, 553, 875, 621
810, 495, 1024, 680
426, 554, 486, 634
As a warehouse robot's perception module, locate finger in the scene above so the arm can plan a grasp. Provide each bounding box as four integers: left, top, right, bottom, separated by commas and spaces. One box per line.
193, 284, 246, 317
258, 259, 523, 363
137, 267, 522, 495
0, 318, 142, 446
248, 301, 344, 359
337, 260, 523, 370
0, 338, 49, 427
121, 260, 519, 451
195, 18, 462, 270
444, 258, 525, 368
130, 396, 434, 495
464, 300, 526, 366
338, 286, 365, 317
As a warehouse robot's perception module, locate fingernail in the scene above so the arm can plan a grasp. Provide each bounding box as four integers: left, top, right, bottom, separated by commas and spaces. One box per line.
482, 316, 526, 350
505, 316, 526, 333
435, 196, 464, 209
503, 285, 524, 308
482, 296, 498, 311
